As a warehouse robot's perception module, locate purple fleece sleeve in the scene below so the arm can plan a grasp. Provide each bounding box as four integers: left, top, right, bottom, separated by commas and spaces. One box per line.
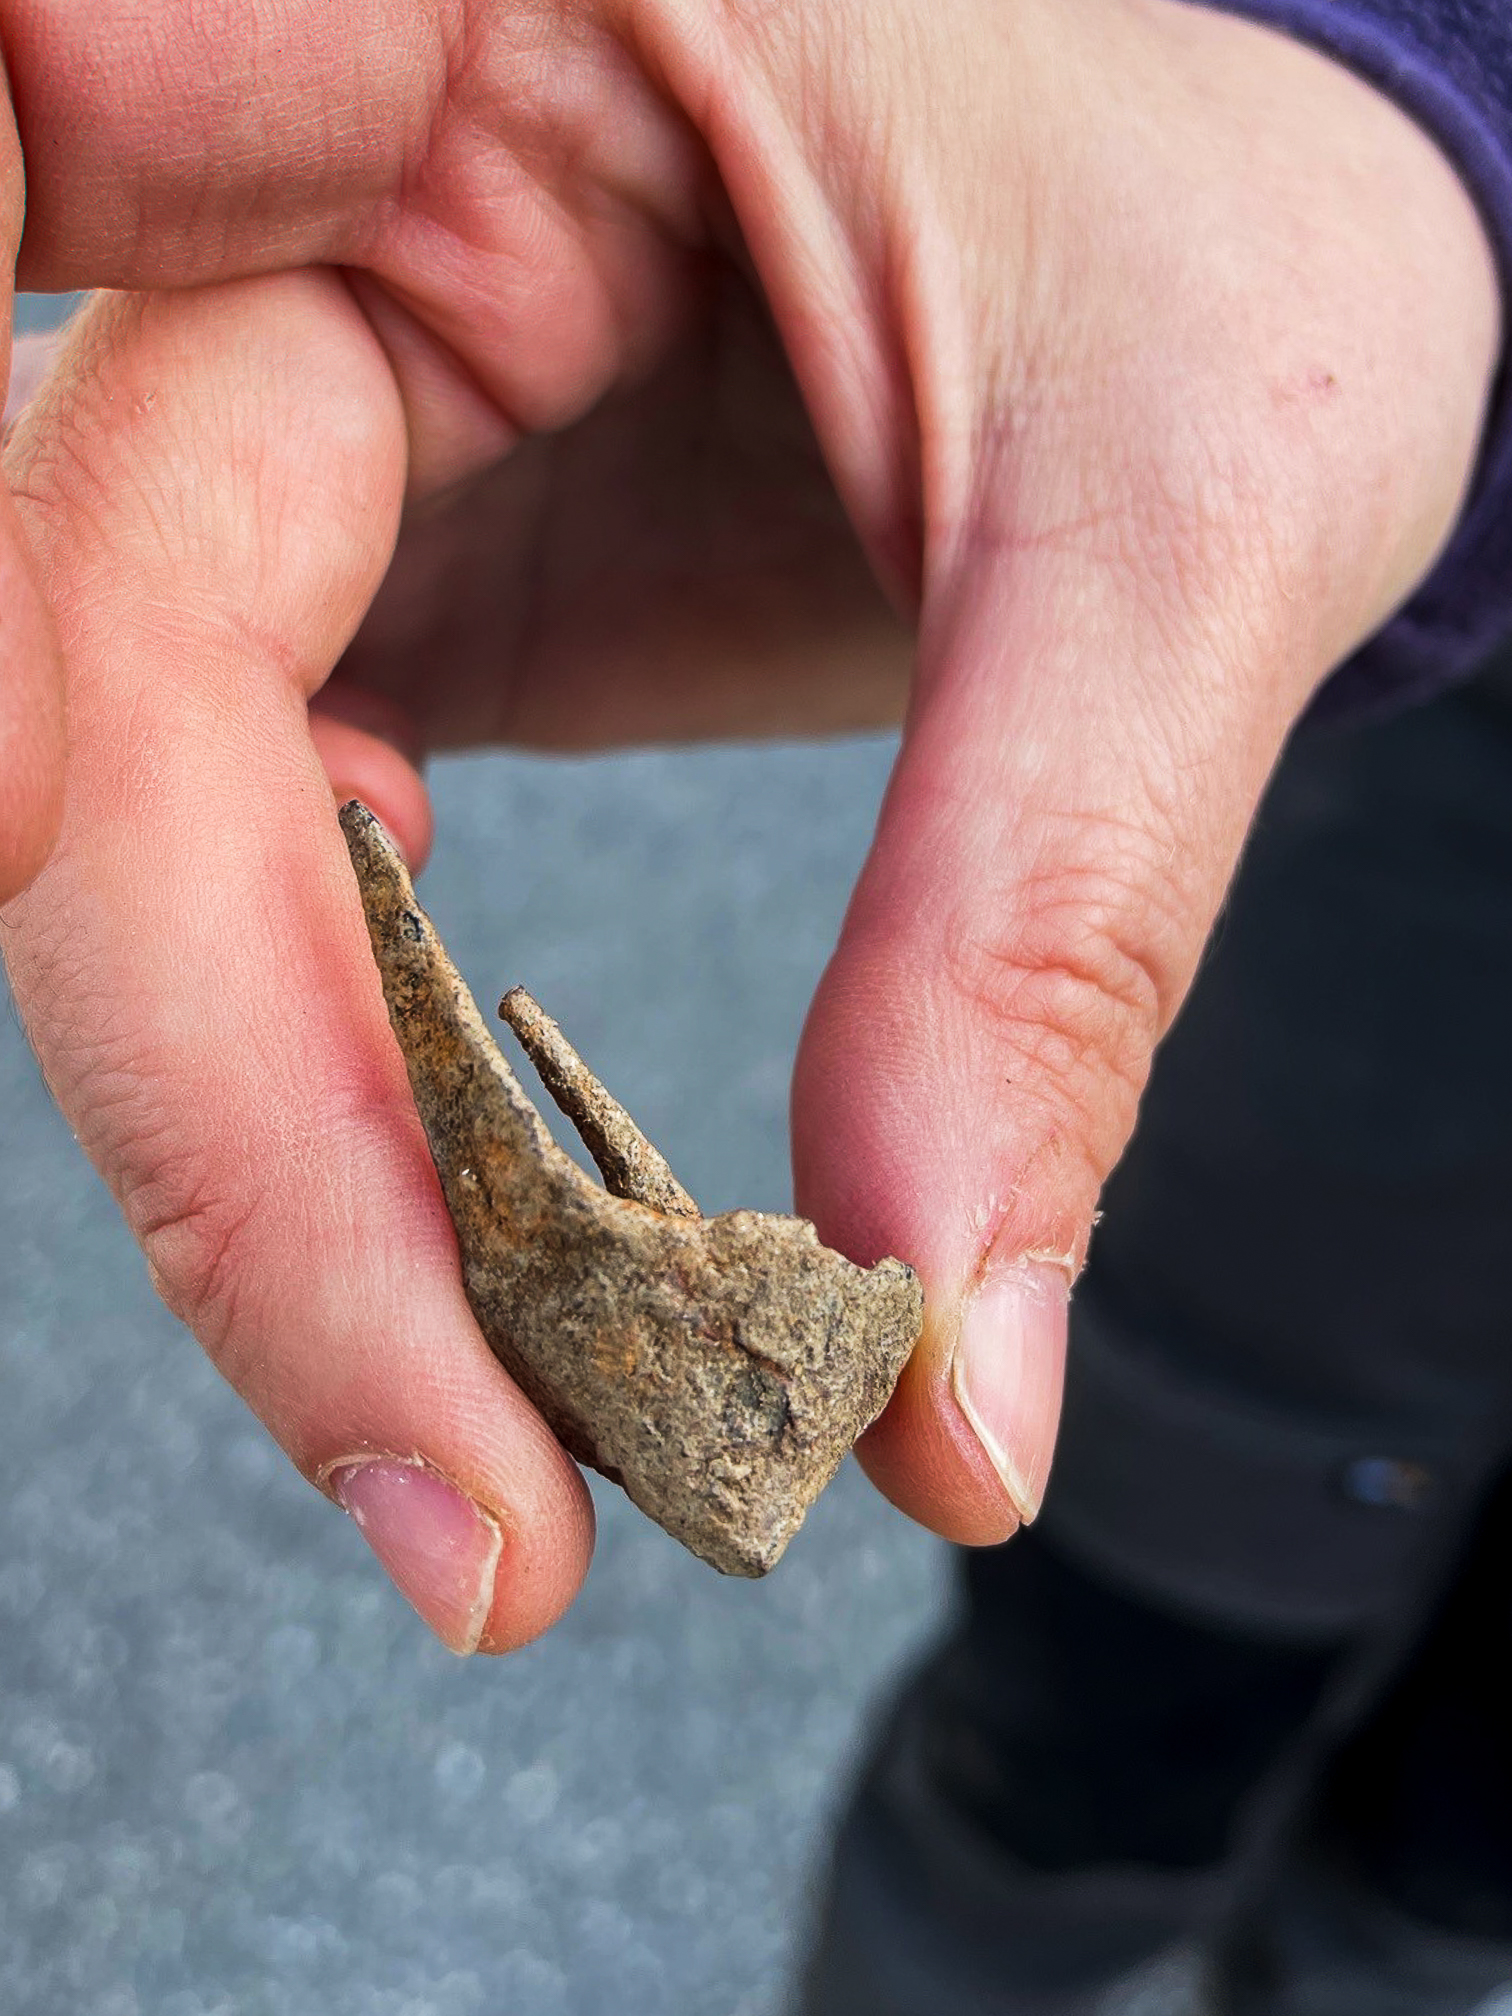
1191, 0, 1512, 717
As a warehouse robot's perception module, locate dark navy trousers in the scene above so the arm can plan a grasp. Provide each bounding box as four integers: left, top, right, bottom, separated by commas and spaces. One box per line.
1037, 647, 1512, 1642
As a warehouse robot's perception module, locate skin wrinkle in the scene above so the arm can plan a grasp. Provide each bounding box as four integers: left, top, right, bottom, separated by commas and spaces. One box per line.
128, 1087, 432, 1370
8, 0, 420, 283
51, 303, 401, 683
132, 1176, 261, 1353
932, 943, 1150, 1211
811, 907, 1134, 1276
366, 0, 708, 411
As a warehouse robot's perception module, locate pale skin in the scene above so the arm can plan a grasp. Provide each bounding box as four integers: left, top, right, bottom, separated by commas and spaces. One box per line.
0, 0, 1500, 1649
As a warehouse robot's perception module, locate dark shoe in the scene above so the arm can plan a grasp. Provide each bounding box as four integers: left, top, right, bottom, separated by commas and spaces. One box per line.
1211, 1465, 1512, 2016
798, 1673, 1221, 2015
1208, 1839, 1512, 2016
797, 1534, 1345, 2016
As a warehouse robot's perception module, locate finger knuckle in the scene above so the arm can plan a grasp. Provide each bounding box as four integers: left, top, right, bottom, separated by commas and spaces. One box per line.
41, 1023, 268, 1373
938, 838, 1177, 1178
127, 1154, 261, 1370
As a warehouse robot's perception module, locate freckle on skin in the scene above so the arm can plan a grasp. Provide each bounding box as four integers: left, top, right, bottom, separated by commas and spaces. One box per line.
1270, 368, 1340, 409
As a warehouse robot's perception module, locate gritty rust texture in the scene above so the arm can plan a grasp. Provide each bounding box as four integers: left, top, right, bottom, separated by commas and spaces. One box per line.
339, 800, 924, 1576
497, 986, 701, 1222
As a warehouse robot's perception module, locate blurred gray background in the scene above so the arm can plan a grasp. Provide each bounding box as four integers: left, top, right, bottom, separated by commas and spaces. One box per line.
14, 297, 78, 336
0, 293, 949, 2016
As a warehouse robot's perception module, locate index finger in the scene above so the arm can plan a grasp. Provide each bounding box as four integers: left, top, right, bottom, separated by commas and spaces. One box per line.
2, 278, 594, 1651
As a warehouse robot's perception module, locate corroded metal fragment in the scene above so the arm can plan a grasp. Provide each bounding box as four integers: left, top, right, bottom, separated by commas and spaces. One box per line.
497, 986, 701, 1222
339, 801, 924, 1576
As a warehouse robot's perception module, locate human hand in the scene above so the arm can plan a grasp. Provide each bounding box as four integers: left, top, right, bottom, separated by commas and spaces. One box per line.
0, 0, 1498, 1646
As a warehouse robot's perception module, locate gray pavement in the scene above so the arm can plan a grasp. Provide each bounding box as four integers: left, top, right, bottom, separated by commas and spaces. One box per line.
15, 294, 82, 337
0, 733, 949, 2016
0, 295, 947, 2016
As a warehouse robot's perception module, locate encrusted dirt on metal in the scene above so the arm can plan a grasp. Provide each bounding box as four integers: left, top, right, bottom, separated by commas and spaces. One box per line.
339, 801, 924, 1576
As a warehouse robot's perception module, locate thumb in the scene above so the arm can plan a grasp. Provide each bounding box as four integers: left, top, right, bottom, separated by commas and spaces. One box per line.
765, 0, 1500, 1552
792, 514, 1348, 1547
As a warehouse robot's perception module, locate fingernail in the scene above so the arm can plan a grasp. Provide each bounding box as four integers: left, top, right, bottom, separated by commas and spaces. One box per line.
329, 1458, 502, 1655
950, 1258, 1068, 1522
